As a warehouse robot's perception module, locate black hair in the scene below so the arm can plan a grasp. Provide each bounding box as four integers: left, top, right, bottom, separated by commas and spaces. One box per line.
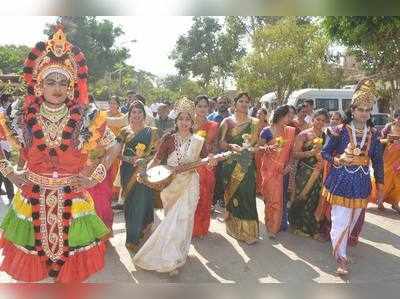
128, 100, 146, 120
272, 105, 290, 124
296, 103, 306, 114
133, 94, 146, 105
330, 111, 344, 120
313, 108, 329, 120
194, 95, 209, 106
88, 94, 95, 103
127, 90, 135, 96
344, 105, 374, 127
109, 95, 120, 105
304, 99, 314, 106
173, 111, 194, 134
288, 105, 296, 113
233, 92, 251, 105
394, 109, 400, 119
163, 100, 172, 107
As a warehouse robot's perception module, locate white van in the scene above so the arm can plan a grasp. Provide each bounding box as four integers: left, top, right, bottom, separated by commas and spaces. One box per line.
286, 88, 379, 114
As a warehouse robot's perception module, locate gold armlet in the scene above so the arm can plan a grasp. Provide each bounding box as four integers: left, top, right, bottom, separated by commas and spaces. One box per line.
90, 163, 106, 183
0, 159, 13, 177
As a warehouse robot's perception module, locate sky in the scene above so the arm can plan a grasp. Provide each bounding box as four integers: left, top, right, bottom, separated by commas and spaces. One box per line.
0, 16, 194, 78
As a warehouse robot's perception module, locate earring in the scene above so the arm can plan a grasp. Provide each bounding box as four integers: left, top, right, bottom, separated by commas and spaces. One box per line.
67, 88, 74, 100
34, 85, 43, 97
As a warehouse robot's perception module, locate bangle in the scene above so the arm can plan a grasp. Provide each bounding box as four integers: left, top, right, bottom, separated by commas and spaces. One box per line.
90, 163, 106, 183
0, 159, 13, 177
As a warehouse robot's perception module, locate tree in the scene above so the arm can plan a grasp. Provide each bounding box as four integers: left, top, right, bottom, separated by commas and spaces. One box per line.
170, 17, 222, 87
235, 17, 340, 104
170, 17, 246, 89
44, 17, 130, 86
0, 45, 30, 74
323, 16, 400, 108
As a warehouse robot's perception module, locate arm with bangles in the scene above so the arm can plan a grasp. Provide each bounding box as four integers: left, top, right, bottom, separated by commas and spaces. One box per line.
0, 148, 27, 188
293, 132, 316, 160
218, 118, 241, 152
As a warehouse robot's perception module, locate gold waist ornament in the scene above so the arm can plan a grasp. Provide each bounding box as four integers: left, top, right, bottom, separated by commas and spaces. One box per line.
27, 171, 75, 190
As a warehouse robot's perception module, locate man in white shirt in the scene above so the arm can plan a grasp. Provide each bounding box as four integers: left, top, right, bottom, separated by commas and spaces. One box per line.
303, 99, 314, 124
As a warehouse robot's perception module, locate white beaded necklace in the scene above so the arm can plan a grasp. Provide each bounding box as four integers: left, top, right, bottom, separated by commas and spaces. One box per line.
350, 121, 368, 155
174, 133, 191, 165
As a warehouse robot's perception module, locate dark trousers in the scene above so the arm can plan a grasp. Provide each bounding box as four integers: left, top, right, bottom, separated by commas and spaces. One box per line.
213, 162, 225, 206
0, 151, 14, 202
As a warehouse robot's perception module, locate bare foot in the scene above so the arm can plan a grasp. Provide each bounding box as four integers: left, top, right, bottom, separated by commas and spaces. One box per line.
378, 203, 386, 211
335, 259, 349, 276
169, 269, 179, 277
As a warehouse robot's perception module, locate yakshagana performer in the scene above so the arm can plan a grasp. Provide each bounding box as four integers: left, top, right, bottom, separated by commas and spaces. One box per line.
321, 79, 383, 276
0, 27, 121, 282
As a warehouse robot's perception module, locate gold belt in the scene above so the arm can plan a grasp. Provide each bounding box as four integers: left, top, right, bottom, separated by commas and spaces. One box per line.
27, 172, 76, 190
339, 153, 370, 166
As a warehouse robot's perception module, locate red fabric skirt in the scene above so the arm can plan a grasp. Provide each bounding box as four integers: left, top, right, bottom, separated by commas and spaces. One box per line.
192, 166, 215, 237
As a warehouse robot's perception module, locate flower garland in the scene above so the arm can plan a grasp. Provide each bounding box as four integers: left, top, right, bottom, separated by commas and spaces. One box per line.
24, 96, 82, 158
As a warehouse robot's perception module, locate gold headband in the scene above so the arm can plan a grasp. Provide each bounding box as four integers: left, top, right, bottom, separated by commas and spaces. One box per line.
351, 79, 376, 109
175, 97, 195, 119
32, 29, 77, 97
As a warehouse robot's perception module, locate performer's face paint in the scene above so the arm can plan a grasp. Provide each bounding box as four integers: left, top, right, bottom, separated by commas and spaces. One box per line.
129, 106, 145, 126
176, 112, 193, 134
353, 105, 372, 124
43, 72, 69, 107
235, 95, 250, 114
195, 99, 209, 119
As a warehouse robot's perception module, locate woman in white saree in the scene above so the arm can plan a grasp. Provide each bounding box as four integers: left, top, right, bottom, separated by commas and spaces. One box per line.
133, 97, 215, 275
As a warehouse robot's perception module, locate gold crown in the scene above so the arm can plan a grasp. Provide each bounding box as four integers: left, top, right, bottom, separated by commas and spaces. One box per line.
32, 28, 77, 96
175, 97, 195, 118
351, 79, 376, 109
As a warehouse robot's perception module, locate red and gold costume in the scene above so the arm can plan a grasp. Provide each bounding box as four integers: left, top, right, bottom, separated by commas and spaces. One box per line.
0, 28, 114, 282
192, 121, 218, 237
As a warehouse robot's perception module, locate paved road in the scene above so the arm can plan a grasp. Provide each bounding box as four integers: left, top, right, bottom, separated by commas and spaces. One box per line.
1, 197, 400, 283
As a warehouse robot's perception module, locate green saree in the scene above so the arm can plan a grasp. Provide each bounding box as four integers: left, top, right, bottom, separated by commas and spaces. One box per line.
118, 126, 157, 249
288, 139, 323, 236
221, 117, 259, 243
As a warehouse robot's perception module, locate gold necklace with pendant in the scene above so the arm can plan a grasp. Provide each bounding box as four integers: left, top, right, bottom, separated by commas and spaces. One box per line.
40, 102, 68, 123
38, 113, 70, 148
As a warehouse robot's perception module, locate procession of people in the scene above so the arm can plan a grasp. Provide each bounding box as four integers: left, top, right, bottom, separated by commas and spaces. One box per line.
0, 27, 396, 283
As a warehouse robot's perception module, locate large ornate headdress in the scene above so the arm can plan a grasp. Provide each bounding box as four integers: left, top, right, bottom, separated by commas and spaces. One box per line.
351, 79, 376, 109
175, 97, 195, 119
22, 25, 89, 108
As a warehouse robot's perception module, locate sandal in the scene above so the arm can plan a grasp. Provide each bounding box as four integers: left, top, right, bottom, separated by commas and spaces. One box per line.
391, 204, 400, 214
335, 258, 349, 276
378, 203, 386, 211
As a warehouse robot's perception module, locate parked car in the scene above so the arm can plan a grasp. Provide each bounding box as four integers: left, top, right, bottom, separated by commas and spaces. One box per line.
371, 113, 391, 132
286, 88, 379, 114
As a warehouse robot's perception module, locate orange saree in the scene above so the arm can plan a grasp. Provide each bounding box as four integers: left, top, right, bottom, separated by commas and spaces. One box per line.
261, 126, 295, 234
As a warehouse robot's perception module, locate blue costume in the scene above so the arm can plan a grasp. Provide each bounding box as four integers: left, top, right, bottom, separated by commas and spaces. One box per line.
322, 125, 384, 208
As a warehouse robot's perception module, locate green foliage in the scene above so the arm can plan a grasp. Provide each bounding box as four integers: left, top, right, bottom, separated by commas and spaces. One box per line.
44, 17, 130, 85
323, 17, 400, 75
0, 45, 30, 74
323, 16, 400, 107
235, 17, 342, 104
170, 17, 246, 88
